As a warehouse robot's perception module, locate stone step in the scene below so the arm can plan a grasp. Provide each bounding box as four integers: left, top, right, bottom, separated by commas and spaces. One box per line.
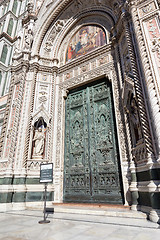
52, 203, 147, 219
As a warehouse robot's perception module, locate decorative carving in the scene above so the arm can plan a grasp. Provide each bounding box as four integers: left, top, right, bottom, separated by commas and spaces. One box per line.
27, 0, 34, 14
60, 62, 112, 90
142, 4, 152, 13
151, 37, 160, 55
138, 2, 156, 17
123, 49, 132, 76
36, 0, 44, 13
94, 0, 103, 5
65, 72, 71, 79
74, 0, 83, 9
24, 29, 33, 51
121, 9, 154, 158
129, 7, 160, 161
44, 20, 65, 52
13, 37, 22, 57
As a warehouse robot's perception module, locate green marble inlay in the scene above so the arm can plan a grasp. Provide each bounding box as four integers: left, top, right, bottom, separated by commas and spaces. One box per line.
26, 191, 54, 202
131, 173, 137, 182
0, 177, 54, 186
150, 192, 160, 209
136, 168, 160, 182
0, 191, 54, 203
138, 192, 151, 207
0, 192, 13, 203
26, 178, 40, 184
13, 178, 26, 185
12, 192, 26, 202
131, 191, 139, 205
138, 192, 160, 209
0, 177, 13, 185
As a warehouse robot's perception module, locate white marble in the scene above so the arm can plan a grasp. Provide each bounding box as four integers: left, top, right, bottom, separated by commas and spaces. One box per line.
0, 210, 159, 240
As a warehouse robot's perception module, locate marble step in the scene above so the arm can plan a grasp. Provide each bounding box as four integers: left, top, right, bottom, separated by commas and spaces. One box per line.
52, 203, 147, 219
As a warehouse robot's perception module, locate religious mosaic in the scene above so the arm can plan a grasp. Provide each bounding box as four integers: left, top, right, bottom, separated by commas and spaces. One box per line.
66, 25, 106, 62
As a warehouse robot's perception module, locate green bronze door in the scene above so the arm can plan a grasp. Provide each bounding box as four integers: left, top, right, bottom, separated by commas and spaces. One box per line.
64, 79, 123, 204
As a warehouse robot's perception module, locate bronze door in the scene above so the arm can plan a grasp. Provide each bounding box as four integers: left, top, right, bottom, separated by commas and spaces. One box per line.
64, 79, 123, 204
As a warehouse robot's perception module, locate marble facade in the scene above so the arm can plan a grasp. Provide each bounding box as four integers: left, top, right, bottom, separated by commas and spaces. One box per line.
0, 0, 160, 224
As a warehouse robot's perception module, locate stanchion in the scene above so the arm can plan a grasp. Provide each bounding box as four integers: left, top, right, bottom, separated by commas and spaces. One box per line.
39, 183, 50, 224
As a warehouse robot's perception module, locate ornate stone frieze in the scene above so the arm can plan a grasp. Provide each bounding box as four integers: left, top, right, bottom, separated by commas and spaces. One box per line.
59, 62, 113, 90
1, 67, 27, 170
34, 72, 52, 112
44, 20, 65, 52
138, 1, 156, 18
144, 18, 160, 97
38, 0, 122, 58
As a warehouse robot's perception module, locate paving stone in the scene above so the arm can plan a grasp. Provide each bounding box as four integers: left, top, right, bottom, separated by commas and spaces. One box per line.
0, 210, 159, 240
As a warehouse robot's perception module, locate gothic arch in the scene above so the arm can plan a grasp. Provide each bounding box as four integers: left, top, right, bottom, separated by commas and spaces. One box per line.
32, 0, 121, 57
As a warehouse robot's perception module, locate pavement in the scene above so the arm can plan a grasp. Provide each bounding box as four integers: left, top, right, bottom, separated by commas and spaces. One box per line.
0, 209, 159, 240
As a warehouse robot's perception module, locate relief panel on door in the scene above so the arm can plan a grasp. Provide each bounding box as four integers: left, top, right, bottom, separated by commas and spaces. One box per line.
64, 79, 123, 204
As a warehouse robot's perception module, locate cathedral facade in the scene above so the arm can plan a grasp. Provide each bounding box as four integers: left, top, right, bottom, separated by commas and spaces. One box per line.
0, 0, 160, 223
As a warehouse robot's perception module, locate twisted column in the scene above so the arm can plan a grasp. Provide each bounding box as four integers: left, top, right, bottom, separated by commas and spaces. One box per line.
23, 64, 39, 168
0, 73, 15, 158
46, 68, 57, 162
122, 10, 155, 158
8, 65, 27, 168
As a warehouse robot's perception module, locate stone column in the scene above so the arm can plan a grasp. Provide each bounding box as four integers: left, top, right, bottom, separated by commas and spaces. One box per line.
126, 1, 160, 223
121, 9, 155, 159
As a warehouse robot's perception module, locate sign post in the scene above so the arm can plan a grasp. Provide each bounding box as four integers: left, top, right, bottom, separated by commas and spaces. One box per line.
39, 163, 53, 224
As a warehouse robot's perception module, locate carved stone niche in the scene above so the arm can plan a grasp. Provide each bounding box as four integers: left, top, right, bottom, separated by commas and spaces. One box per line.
30, 105, 50, 160
31, 117, 47, 160
122, 77, 144, 147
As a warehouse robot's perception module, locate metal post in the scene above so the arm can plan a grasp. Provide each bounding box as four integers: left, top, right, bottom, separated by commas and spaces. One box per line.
39, 183, 50, 224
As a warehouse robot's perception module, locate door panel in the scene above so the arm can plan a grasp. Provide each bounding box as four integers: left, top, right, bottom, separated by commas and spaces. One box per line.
64, 79, 123, 204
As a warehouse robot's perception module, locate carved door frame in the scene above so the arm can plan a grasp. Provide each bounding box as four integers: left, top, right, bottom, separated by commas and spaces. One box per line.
53, 56, 130, 205
63, 78, 124, 204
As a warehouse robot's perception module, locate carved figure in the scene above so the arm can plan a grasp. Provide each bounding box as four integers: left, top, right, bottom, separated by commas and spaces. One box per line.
13, 37, 21, 56
24, 29, 33, 50
33, 127, 45, 155
27, 1, 34, 14
75, 0, 82, 9
152, 37, 160, 57
36, 0, 43, 12
94, 0, 103, 5
130, 97, 143, 143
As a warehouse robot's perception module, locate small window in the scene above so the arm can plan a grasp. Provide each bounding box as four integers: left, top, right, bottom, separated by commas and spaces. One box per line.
12, 0, 18, 14
7, 18, 14, 36
1, 45, 8, 64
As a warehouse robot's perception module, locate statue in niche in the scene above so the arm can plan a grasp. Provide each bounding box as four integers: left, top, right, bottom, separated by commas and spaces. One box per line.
33, 127, 45, 155
24, 29, 33, 50
129, 96, 143, 144
32, 118, 47, 159
14, 37, 21, 56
